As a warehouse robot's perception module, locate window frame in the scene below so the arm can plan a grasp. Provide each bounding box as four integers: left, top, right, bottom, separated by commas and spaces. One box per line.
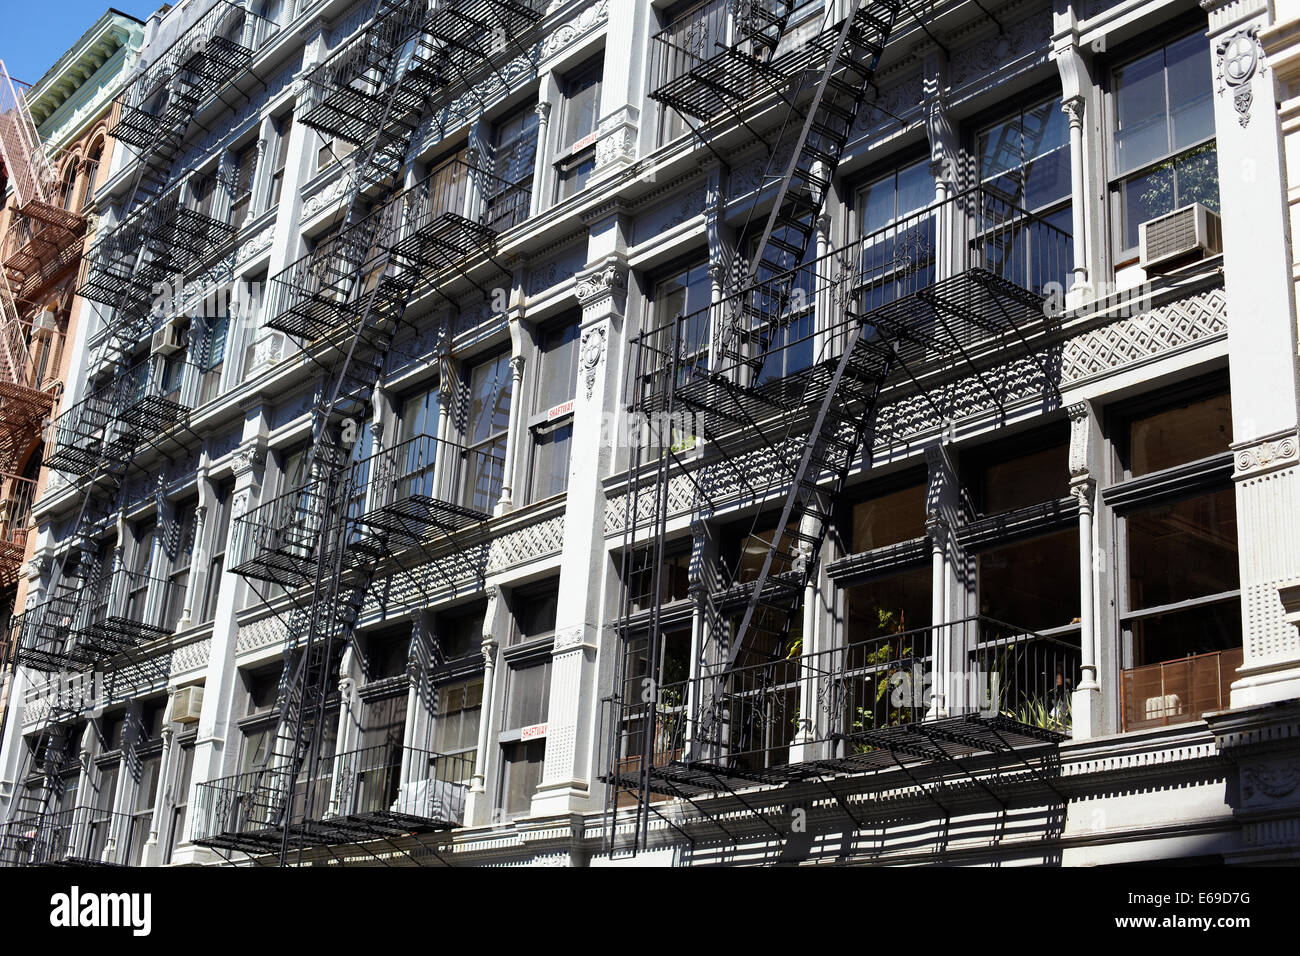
1104, 25, 1220, 262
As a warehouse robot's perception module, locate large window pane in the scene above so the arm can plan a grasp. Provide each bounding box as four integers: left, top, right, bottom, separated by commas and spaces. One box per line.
504, 660, 552, 730
1127, 391, 1232, 476
1167, 33, 1216, 153
845, 565, 932, 643
1114, 48, 1169, 174
978, 528, 1080, 631
1126, 488, 1238, 609
851, 483, 926, 552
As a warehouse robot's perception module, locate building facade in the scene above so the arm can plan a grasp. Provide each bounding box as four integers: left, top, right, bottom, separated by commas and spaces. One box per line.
0, 0, 1298, 867
0, 11, 145, 746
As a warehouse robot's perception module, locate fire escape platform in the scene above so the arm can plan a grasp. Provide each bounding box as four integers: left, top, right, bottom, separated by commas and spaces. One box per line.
391, 213, 498, 274
617, 714, 1066, 798
357, 494, 492, 539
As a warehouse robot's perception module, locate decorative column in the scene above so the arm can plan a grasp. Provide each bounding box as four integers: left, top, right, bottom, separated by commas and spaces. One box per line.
531, 240, 629, 818
925, 514, 949, 718
141, 695, 175, 866
1068, 402, 1102, 738
495, 350, 526, 515
529, 101, 552, 217
1204, 0, 1300, 707
464, 585, 503, 826
180, 433, 267, 860
1053, 5, 1095, 305
924, 442, 959, 717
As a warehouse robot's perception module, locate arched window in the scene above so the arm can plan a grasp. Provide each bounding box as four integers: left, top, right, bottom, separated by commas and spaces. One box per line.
80, 141, 104, 209
59, 161, 78, 210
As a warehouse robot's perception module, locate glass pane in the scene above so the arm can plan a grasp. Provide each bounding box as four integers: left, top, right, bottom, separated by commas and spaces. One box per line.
1114, 47, 1170, 174
1126, 489, 1238, 609
845, 565, 932, 642
1175, 142, 1220, 213
505, 661, 551, 730
1128, 392, 1232, 476
500, 739, 545, 814
1021, 99, 1070, 210
1131, 601, 1242, 667
529, 422, 572, 502
851, 483, 926, 552
1166, 33, 1215, 153
978, 528, 1081, 631
1118, 161, 1176, 250
977, 442, 1069, 515
467, 355, 511, 445
535, 321, 580, 413
400, 383, 440, 442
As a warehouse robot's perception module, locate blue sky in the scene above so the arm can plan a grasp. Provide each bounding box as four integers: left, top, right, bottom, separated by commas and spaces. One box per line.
1, 1, 152, 88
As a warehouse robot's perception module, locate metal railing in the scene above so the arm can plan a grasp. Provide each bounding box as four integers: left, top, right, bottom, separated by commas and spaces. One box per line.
635, 185, 1069, 413
266, 158, 516, 339
356, 433, 507, 522
0, 807, 142, 866
1121, 646, 1242, 732
605, 616, 1079, 783
190, 745, 473, 847
0, 472, 37, 552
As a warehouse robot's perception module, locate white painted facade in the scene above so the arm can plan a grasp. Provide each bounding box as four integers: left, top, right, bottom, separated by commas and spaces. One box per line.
1, 0, 1299, 867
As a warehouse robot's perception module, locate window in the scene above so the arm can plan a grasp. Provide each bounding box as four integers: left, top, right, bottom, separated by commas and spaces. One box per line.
365, 627, 411, 680
846, 565, 932, 643
463, 353, 511, 512
1110, 33, 1219, 255
59, 162, 78, 210
164, 500, 198, 630
527, 318, 579, 503
196, 314, 229, 404
360, 694, 407, 750
164, 741, 195, 863
1124, 390, 1232, 477
626, 551, 691, 613
554, 57, 603, 201
126, 521, 155, 623
963, 428, 1070, 516
194, 169, 218, 220
200, 481, 233, 623
432, 676, 483, 765
850, 482, 926, 552
977, 529, 1081, 632
978, 98, 1071, 214
229, 141, 258, 229
436, 604, 485, 662
486, 104, 538, 229
316, 132, 355, 172
87, 761, 119, 860
978, 97, 1073, 291
399, 381, 441, 443
128, 752, 161, 866
512, 584, 557, 646
498, 656, 552, 816
639, 262, 711, 450
269, 115, 292, 208
854, 158, 937, 307
81, 142, 103, 208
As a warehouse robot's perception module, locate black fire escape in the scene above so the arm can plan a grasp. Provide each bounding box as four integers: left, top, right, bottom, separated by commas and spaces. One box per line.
189, 0, 542, 864
1, 0, 272, 864
603, 0, 1075, 853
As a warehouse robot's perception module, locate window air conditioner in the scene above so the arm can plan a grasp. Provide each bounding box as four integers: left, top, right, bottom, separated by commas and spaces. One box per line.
172, 685, 204, 723
150, 318, 186, 357
1139, 203, 1223, 272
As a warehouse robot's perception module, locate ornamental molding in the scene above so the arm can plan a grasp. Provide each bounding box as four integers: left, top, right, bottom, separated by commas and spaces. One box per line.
1214, 26, 1266, 126
580, 324, 608, 400
1241, 761, 1300, 800
232, 436, 269, 477
1233, 432, 1299, 477
574, 262, 627, 304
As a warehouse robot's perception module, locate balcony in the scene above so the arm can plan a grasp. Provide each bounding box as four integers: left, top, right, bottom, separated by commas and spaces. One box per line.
266, 159, 516, 342
2, 180, 86, 304
190, 746, 472, 854
0, 472, 36, 589
353, 434, 503, 543
650, 1, 894, 124
603, 616, 1079, 796
110, 1, 277, 162
79, 185, 236, 314
0, 807, 141, 867
41, 389, 120, 478
117, 357, 197, 444
638, 186, 1069, 440
12, 569, 174, 674
1121, 647, 1242, 732
230, 481, 336, 589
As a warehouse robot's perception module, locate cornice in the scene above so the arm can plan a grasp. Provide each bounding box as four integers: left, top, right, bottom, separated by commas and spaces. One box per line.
27, 13, 143, 130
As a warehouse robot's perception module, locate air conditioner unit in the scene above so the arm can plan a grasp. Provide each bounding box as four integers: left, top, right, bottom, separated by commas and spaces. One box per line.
31, 309, 57, 333
172, 685, 204, 723
150, 320, 185, 357
1139, 203, 1223, 271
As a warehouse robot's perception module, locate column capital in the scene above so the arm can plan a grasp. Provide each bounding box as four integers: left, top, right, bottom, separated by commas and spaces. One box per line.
535, 100, 553, 123
1061, 95, 1085, 129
